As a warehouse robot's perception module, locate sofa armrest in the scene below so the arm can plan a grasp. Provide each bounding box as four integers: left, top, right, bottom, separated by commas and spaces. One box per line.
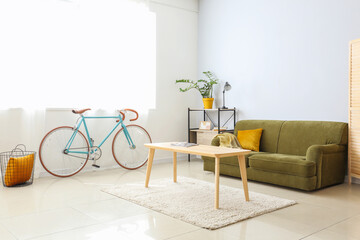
306, 144, 347, 188
306, 144, 346, 163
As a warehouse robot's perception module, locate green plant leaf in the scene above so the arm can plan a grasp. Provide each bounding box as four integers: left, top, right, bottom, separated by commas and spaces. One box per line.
175, 71, 218, 98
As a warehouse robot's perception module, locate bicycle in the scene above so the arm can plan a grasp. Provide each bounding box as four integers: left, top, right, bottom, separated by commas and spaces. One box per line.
39, 108, 152, 177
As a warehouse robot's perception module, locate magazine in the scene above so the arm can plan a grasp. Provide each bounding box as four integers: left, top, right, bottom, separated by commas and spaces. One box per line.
171, 142, 198, 147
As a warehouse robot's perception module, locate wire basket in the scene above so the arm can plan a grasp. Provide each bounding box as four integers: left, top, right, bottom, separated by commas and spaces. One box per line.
0, 144, 36, 187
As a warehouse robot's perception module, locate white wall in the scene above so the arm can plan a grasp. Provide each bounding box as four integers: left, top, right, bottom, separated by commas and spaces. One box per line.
198, 0, 360, 122
0, 0, 198, 177
146, 0, 198, 157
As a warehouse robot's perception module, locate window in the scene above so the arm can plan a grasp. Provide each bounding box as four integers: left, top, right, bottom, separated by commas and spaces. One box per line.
0, 0, 156, 110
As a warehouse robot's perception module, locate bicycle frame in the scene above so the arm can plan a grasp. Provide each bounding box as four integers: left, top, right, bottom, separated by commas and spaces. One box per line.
64, 114, 134, 155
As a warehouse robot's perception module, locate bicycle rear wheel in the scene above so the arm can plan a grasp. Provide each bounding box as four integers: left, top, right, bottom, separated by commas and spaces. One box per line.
39, 126, 89, 177
112, 125, 152, 170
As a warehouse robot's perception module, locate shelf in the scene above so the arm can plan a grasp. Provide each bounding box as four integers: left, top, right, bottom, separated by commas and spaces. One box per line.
190, 129, 214, 132
187, 107, 236, 161
189, 108, 236, 111
190, 129, 232, 133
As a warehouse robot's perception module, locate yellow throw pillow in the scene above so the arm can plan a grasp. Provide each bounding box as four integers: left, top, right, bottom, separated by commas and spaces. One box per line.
4, 153, 34, 187
237, 128, 263, 152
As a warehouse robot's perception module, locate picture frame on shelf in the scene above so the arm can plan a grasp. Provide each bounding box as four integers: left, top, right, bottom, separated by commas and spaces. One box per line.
199, 121, 211, 130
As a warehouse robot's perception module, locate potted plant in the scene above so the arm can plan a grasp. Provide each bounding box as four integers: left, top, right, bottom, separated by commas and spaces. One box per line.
176, 71, 219, 109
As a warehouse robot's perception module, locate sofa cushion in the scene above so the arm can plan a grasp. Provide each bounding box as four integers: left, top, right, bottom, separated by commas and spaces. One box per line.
234, 120, 284, 153
237, 128, 263, 152
249, 153, 316, 178
202, 151, 266, 167
277, 121, 348, 156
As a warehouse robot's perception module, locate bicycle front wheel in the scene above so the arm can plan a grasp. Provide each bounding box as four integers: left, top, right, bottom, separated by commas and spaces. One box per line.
112, 125, 152, 170
39, 126, 89, 177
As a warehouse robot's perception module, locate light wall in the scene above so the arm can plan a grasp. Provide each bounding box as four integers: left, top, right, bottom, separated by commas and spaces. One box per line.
0, 0, 198, 176
146, 0, 198, 158
198, 0, 360, 122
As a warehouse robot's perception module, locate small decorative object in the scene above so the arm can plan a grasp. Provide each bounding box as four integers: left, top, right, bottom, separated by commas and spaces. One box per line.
0, 144, 36, 187
176, 71, 219, 109
221, 82, 232, 109
199, 121, 211, 130
237, 128, 263, 152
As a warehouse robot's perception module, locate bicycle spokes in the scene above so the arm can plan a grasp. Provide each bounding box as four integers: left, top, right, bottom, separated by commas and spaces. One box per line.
112, 125, 151, 170
39, 126, 89, 177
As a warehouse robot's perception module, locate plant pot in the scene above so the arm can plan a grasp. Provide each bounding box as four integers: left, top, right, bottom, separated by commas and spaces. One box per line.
202, 98, 214, 109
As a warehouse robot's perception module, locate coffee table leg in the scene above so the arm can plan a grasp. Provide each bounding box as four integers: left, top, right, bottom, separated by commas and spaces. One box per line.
173, 152, 177, 183
238, 155, 249, 201
215, 156, 220, 209
145, 148, 155, 188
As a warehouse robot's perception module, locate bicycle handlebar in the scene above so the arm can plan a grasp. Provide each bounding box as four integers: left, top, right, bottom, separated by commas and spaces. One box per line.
119, 111, 125, 121
71, 108, 138, 122
119, 109, 139, 121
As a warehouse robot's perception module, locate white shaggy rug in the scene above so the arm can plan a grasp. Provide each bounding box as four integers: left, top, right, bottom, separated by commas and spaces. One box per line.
102, 177, 296, 230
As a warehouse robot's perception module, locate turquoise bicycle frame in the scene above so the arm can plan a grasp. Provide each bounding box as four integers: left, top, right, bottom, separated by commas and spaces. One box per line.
64, 114, 134, 155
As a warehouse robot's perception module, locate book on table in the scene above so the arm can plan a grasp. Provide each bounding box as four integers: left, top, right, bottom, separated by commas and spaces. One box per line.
171, 142, 198, 147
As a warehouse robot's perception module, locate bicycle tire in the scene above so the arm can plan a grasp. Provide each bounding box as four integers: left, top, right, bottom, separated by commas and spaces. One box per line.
39, 126, 89, 177
112, 124, 152, 170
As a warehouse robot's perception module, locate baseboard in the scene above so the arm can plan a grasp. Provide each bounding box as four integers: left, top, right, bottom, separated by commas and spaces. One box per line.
345, 175, 360, 184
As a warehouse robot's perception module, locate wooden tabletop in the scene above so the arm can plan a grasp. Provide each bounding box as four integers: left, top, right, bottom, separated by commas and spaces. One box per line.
144, 142, 251, 158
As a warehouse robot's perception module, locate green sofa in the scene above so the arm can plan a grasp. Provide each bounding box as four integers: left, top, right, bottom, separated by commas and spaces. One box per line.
202, 120, 348, 191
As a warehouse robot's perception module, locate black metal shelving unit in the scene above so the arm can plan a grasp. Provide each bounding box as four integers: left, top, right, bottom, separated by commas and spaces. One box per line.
187, 107, 236, 161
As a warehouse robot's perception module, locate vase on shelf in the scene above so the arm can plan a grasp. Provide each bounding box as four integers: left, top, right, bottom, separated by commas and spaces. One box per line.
202, 98, 214, 109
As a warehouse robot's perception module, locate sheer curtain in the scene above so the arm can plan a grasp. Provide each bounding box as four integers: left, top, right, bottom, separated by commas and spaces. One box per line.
0, 0, 156, 177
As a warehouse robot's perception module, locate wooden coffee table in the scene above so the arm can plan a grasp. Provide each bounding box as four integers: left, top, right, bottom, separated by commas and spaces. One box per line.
144, 142, 251, 209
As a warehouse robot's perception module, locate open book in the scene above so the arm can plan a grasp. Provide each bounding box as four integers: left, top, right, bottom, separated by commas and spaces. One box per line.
171, 142, 198, 147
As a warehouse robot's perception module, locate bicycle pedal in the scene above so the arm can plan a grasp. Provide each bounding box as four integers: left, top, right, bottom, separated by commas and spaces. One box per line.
92, 164, 100, 168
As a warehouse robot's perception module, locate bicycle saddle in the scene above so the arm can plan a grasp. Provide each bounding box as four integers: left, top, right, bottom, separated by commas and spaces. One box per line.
72, 108, 91, 114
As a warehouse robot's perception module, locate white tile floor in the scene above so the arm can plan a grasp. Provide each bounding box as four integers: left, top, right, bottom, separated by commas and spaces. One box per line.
1, 158, 360, 240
